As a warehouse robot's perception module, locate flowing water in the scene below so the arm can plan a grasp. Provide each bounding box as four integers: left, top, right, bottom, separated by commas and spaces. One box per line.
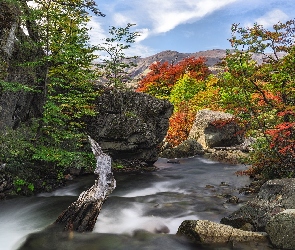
0, 156, 268, 250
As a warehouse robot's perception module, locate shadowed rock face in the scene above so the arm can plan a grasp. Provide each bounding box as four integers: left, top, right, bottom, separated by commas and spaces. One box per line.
86, 87, 173, 165
221, 178, 295, 232
189, 109, 244, 149
0, 1, 45, 130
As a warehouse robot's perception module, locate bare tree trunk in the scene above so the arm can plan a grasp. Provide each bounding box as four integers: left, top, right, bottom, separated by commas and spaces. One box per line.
54, 137, 116, 232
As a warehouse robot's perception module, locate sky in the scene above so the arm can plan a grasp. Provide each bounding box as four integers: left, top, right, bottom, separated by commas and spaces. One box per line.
90, 0, 295, 58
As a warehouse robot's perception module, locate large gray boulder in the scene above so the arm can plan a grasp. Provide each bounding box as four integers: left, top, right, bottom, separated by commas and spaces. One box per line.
0, 2, 45, 130
86, 87, 173, 165
265, 209, 295, 249
221, 178, 295, 232
177, 220, 267, 244
188, 109, 244, 149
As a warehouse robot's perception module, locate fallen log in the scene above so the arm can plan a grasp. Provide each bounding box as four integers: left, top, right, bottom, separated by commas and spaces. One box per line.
54, 137, 116, 232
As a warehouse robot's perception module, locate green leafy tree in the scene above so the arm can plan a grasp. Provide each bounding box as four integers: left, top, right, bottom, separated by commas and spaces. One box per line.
97, 23, 140, 88
220, 20, 295, 179
0, 0, 104, 173
27, 0, 105, 170
169, 73, 206, 111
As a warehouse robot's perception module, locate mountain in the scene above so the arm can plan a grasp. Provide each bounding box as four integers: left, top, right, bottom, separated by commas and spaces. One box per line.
127, 49, 227, 81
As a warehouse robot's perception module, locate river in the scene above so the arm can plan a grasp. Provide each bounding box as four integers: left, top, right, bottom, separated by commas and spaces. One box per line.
0, 156, 265, 250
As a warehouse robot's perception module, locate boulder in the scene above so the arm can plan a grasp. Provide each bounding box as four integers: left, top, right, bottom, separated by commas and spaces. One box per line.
160, 139, 204, 158
177, 220, 267, 244
86, 87, 173, 165
0, 1, 45, 130
221, 178, 295, 231
188, 109, 244, 149
265, 209, 295, 249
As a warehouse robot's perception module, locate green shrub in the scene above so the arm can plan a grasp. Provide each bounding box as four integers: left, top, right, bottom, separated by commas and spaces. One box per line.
169, 74, 205, 111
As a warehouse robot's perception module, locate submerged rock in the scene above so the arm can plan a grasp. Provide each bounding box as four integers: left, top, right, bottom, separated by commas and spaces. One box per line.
204, 148, 248, 165
177, 220, 267, 244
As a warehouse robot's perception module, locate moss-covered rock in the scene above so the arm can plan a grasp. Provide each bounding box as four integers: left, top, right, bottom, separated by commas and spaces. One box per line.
177, 220, 267, 244
266, 209, 295, 249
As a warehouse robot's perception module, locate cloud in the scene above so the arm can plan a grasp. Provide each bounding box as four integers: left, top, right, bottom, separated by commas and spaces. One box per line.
183, 30, 195, 38
88, 17, 107, 45
255, 9, 289, 28
141, 0, 238, 34
88, 19, 154, 59
135, 28, 150, 42
92, 0, 245, 57
113, 13, 135, 27
98, 0, 238, 38
126, 43, 157, 58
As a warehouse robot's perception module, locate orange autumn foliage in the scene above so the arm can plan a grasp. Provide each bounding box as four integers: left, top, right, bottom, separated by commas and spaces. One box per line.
136, 57, 210, 99
165, 107, 195, 147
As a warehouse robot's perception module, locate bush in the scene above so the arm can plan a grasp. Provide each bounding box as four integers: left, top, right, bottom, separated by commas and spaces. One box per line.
169, 74, 205, 112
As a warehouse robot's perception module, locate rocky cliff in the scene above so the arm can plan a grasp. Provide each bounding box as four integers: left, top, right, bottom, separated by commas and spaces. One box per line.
0, 1, 45, 130
86, 87, 173, 165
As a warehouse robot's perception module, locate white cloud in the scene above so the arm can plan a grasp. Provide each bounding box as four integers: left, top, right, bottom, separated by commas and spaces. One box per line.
91, 0, 240, 57
126, 43, 157, 58
96, 0, 238, 38
183, 30, 195, 38
135, 28, 150, 42
88, 17, 107, 45
141, 0, 238, 34
88, 19, 154, 59
255, 9, 289, 28
113, 13, 135, 27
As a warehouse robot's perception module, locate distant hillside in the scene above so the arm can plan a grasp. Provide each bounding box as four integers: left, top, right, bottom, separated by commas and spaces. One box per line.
126, 49, 228, 81
122, 49, 276, 88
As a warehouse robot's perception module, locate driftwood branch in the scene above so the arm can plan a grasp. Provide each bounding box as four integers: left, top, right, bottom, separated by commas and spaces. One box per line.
54, 137, 116, 232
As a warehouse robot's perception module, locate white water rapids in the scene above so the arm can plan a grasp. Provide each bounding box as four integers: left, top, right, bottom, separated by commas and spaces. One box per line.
0, 156, 268, 250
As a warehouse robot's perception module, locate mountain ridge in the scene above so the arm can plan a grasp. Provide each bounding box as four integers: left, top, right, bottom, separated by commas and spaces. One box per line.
127, 49, 227, 80
126, 49, 273, 86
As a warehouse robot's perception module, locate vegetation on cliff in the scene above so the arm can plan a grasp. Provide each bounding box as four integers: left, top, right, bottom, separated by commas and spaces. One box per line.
0, 0, 139, 196
0, 0, 294, 196
137, 19, 295, 180
136, 57, 211, 146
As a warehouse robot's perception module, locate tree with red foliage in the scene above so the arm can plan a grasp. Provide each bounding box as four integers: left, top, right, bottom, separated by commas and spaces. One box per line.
136, 57, 210, 99
221, 20, 295, 179
165, 107, 195, 147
